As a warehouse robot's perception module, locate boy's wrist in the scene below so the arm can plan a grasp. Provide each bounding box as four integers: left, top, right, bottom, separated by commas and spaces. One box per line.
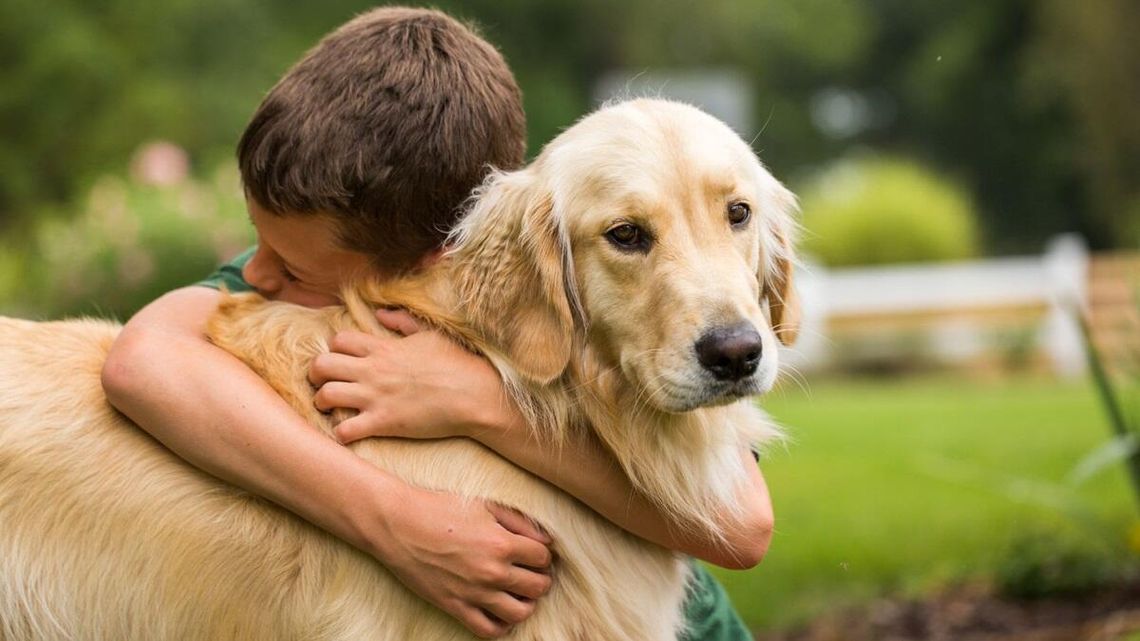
465, 396, 526, 447
334, 461, 415, 561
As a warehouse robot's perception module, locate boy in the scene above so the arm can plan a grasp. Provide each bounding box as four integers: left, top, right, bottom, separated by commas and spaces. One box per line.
101, 7, 769, 640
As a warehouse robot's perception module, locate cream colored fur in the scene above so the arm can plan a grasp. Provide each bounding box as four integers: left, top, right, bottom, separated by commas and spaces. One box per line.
0, 99, 798, 641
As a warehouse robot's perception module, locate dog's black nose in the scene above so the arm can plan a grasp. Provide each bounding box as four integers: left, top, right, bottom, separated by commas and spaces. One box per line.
695, 323, 763, 382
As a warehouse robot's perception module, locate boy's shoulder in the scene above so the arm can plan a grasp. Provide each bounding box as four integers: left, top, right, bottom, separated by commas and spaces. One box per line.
197, 247, 256, 293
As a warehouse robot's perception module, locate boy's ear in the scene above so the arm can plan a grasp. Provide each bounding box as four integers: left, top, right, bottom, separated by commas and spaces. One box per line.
451, 170, 574, 384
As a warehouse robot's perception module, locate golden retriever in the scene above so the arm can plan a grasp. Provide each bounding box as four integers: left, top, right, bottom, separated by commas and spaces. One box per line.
0, 99, 798, 641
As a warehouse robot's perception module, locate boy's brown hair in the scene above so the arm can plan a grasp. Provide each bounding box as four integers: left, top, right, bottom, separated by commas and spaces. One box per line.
238, 6, 526, 273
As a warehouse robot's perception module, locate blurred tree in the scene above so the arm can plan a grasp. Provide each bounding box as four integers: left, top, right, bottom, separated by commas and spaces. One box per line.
0, 0, 295, 227
1025, 0, 1140, 248
825, 1, 1085, 253
816, 0, 1138, 251
2, 0, 1136, 255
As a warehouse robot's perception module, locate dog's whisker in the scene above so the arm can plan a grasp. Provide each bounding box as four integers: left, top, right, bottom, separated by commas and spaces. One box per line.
776, 364, 812, 399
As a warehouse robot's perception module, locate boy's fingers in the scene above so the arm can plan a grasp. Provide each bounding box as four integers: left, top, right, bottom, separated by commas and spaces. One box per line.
308, 351, 364, 387
511, 537, 553, 572
376, 308, 424, 336
333, 414, 373, 444
313, 381, 368, 413
506, 567, 553, 600
458, 606, 511, 639
327, 330, 375, 357
487, 503, 552, 546
482, 592, 536, 626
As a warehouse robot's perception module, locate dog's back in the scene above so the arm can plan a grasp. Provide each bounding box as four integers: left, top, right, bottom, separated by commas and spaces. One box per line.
0, 317, 374, 640
0, 311, 688, 641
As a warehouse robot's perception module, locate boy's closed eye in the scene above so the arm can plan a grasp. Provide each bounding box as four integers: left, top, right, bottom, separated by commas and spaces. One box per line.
281, 266, 301, 283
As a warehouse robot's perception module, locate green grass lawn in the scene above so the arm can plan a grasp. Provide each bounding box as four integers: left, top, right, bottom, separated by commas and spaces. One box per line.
712, 375, 1137, 632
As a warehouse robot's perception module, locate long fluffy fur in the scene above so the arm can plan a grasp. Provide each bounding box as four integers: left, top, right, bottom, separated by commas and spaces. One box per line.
0, 99, 798, 641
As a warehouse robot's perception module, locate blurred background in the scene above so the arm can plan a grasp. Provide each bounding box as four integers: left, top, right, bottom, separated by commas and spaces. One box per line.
2, 0, 1138, 638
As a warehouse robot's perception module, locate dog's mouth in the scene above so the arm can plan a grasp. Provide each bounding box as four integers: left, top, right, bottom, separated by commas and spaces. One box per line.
648, 372, 769, 414
702, 375, 767, 404
719, 378, 764, 400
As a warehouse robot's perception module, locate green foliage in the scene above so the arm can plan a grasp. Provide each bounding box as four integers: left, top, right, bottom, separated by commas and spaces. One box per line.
995, 526, 1126, 599
0, 0, 292, 224
1024, 0, 1140, 249
1076, 289, 1140, 514
6, 166, 251, 320
3, 0, 1137, 251
0, 248, 28, 316
798, 156, 979, 267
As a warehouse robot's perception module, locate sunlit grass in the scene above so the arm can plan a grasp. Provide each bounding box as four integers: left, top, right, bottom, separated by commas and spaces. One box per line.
714, 375, 1135, 631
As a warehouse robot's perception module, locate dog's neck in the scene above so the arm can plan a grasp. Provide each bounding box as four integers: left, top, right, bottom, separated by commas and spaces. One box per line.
348, 258, 765, 538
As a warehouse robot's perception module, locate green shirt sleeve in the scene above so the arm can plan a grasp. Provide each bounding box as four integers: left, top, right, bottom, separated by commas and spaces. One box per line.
680, 563, 752, 641
196, 247, 256, 293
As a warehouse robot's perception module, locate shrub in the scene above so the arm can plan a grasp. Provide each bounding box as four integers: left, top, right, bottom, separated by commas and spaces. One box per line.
19, 163, 251, 320
995, 527, 1125, 600
0, 246, 29, 316
798, 156, 980, 267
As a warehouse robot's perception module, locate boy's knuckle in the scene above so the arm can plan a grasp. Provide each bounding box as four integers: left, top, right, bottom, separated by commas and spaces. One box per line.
488, 538, 513, 561
310, 354, 330, 375
478, 563, 508, 586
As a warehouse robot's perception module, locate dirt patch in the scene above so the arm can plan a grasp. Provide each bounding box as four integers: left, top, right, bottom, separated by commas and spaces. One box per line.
754, 582, 1140, 641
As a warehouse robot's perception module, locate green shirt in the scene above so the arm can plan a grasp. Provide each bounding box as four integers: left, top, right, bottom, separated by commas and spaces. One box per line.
198, 247, 257, 293
200, 249, 754, 640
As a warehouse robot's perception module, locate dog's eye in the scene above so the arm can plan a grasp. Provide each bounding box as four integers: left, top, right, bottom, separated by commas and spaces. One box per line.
605, 223, 650, 251
728, 202, 751, 225
728, 202, 751, 227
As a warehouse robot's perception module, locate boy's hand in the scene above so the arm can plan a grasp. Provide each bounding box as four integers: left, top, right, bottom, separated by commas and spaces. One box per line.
369, 485, 553, 638
309, 310, 522, 444
311, 309, 553, 635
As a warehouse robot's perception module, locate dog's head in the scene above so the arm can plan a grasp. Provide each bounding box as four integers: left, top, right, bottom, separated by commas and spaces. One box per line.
450, 99, 798, 413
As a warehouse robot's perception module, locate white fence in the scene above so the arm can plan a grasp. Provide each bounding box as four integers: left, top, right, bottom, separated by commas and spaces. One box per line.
784, 234, 1090, 377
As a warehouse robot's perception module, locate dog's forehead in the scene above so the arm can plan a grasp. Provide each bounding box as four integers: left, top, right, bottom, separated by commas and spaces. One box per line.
543, 100, 762, 206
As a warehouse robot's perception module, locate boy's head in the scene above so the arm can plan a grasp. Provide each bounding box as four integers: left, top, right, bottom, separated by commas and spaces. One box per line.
238, 6, 525, 287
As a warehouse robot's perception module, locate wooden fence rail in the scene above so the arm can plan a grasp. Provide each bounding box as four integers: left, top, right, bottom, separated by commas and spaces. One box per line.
783, 235, 1132, 378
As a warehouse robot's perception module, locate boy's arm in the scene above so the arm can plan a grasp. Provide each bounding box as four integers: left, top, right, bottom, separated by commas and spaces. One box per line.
101, 287, 552, 639
471, 419, 773, 570
313, 316, 774, 570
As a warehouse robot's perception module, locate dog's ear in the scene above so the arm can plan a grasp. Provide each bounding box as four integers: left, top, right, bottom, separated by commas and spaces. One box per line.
762, 185, 800, 346
451, 170, 574, 385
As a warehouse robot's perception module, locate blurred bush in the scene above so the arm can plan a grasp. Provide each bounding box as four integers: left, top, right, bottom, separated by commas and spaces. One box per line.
1, 160, 251, 321
826, 331, 945, 377
995, 526, 1126, 600
798, 156, 980, 267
